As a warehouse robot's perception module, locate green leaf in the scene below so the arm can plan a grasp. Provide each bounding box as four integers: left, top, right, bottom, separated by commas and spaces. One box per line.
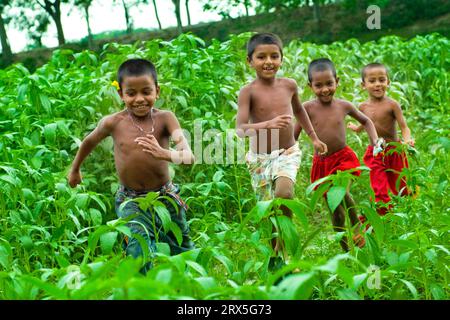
337, 288, 362, 300
43, 123, 57, 144
400, 279, 418, 299
271, 272, 316, 300
100, 231, 118, 255
326, 186, 347, 213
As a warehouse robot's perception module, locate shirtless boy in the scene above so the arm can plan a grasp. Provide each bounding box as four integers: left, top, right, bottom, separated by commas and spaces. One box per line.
295, 58, 380, 251
236, 33, 327, 264
348, 63, 414, 215
68, 59, 195, 273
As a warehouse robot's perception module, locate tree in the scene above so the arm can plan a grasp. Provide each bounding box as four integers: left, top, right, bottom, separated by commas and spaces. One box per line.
185, 0, 191, 26
14, 0, 68, 46
202, 0, 254, 19
172, 0, 182, 34
37, 0, 67, 45
113, 0, 135, 34
73, 0, 94, 49
0, 0, 13, 64
142, 0, 162, 30
152, 0, 162, 29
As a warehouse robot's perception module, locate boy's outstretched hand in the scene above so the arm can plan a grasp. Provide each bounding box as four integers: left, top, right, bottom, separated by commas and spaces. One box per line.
68, 169, 82, 188
135, 135, 170, 160
313, 139, 328, 156
404, 138, 415, 147
266, 115, 293, 129
347, 122, 362, 132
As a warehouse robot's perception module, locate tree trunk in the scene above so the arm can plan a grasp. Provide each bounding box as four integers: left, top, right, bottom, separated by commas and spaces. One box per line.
244, 0, 249, 16
152, 0, 162, 29
313, 0, 321, 22
172, 0, 182, 34
185, 0, 191, 26
0, 12, 13, 65
83, 5, 94, 50
53, 1, 65, 45
121, 0, 132, 33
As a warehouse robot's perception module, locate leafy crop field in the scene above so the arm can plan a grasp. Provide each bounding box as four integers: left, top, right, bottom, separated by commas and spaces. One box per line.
0, 32, 448, 300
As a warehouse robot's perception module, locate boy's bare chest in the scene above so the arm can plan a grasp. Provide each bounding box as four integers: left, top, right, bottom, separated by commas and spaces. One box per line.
112, 119, 169, 153
251, 88, 292, 117
309, 105, 346, 127
363, 105, 393, 124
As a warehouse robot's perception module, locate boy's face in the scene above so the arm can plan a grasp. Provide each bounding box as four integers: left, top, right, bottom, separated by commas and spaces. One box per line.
309, 69, 339, 104
362, 67, 390, 99
119, 75, 160, 117
248, 44, 282, 80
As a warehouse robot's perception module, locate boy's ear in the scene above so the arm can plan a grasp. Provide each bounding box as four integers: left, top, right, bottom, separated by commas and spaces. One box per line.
156, 85, 161, 98
361, 80, 366, 89
118, 89, 123, 98
335, 77, 340, 86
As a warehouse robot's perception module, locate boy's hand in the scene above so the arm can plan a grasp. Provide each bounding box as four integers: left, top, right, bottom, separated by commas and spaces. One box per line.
404, 138, 415, 147
347, 122, 360, 132
373, 138, 386, 157
313, 139, 328, 156
135, 135, 170, 160
68, 169, 82, 188
267, 115, 293, 129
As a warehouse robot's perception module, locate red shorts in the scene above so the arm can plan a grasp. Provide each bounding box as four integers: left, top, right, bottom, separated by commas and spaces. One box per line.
311, 146, 361, 183
363, 144, 409, 207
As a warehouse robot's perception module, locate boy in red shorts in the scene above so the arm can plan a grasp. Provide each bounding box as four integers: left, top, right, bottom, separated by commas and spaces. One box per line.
295, 58, 380, 251
348, 63, 414, 216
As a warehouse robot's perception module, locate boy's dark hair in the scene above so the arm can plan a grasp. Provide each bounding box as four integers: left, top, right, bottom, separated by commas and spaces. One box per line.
361, 63, 388, 81
117, 58, 158, 87
308, 58, 336, 82
247, 33, 283, 59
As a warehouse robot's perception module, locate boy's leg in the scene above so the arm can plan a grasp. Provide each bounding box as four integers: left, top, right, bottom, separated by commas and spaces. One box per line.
344, 193, 365, 248
386, 150, 409, 197
115, 192, 157, 274
272, 177, 294, 256
331, 204, 349, 251
160, 195, 195, 255
363, 147, 391, 215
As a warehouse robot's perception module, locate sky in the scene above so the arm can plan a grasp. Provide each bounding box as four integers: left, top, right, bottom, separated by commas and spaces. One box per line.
7, 0, 253, 53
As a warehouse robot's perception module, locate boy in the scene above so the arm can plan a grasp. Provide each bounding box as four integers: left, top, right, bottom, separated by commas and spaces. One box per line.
294, 58, 380, 251
348, 62, 414, 216
236, 33, 327, 263
68, 59, 195, 273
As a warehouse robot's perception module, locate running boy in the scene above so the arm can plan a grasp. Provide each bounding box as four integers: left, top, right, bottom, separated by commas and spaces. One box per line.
236, 33, 327, 262
294, 58, 380, 251
68, 59, 195, 273
348, 63, 414, 215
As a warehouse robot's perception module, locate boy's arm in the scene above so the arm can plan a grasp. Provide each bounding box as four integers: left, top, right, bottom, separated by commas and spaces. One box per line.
347, 104, 378, 146
235, 85, 292, 138
135, 111, 194, 164
68, 116, 114, 187
347, 104, 365, 132
291, 80, 327, 154
347, 123, 364, 133
392, 102, 414, 146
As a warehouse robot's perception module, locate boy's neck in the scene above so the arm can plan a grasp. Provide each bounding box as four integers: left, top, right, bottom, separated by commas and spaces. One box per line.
256, 76, 276, 85
368, 95, 387, 103
316, 96, 334, 106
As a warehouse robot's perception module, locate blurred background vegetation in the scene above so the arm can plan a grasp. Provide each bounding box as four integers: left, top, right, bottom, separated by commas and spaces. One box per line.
1, 0, 449, 71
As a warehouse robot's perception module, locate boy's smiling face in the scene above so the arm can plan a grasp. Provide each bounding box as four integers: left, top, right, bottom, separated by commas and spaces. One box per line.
362, 66, 390, 99
248, 44, 282, 80
309, 69, 339, 104
119, 75, 160, 118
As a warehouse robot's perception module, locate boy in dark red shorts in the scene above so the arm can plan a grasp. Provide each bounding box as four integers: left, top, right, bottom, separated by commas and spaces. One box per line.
348, 63, 414, 216
295, 58, 380, 251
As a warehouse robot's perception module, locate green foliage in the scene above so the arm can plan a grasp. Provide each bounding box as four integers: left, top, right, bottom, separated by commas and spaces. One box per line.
0, 32, 448, 299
